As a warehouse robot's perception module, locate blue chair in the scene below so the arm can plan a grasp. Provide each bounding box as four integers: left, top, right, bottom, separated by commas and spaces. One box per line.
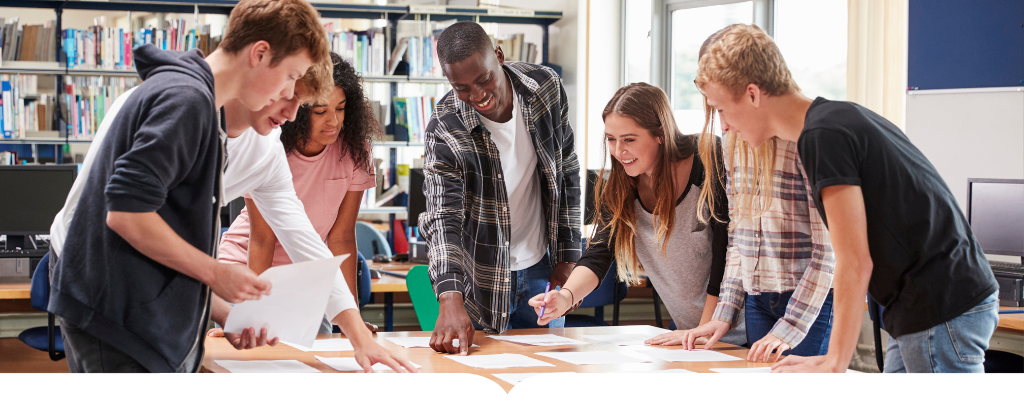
18, 252, 65, 361
564, 265, 628, 327
355, 221, 392, 258
356, 252, 371, 307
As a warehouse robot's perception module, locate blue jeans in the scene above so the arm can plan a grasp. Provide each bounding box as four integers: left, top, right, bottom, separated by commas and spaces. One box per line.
884, 291, 999, 373
508, 254, 565, 329
745, 290, 833, 356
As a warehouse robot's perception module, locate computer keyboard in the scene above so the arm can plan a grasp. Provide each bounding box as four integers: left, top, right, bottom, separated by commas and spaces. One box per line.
0, 249, 47, 257
991, 261, 1024, 274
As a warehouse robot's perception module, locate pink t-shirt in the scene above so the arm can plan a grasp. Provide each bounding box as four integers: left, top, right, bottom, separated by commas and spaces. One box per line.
219, 141, 376, 266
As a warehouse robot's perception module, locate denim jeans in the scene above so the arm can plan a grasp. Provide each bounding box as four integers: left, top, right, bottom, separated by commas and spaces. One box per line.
507, 254, 565, 329
61, 317, 201, 373
884, 291, 999, 373
745, 290, 833, 356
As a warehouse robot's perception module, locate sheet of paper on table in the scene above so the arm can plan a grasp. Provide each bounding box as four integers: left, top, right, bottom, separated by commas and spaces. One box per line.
223, 254, 347, 348
709, 367, 772, 373
492, 372, 577, 385
282, 338, 354, 352
383, 336, 478, 348
487, 334, 590, 346
581, 333, 663, 346
215, 360, 321, 373
443, 353, 556, 369
633, 347, 744, 362
315, 356, 422, 372
534, 350, 654, 365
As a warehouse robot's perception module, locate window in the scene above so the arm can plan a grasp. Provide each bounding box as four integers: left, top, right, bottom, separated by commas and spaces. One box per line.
667, 1, 754, 134
773, 0, 847, 100
623, 0, 654, 85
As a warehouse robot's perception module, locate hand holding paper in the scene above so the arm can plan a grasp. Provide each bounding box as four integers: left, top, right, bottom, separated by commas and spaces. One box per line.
223, 255, 347, 348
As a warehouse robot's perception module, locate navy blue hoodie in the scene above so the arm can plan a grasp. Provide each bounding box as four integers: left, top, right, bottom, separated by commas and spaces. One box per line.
49, 44, 224, 373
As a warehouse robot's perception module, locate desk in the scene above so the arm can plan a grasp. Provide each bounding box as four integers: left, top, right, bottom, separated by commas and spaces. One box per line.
0, 283, 31, 300
201, 325, 777, 390
367, 262, 417, 331
998, 306, 1023, 333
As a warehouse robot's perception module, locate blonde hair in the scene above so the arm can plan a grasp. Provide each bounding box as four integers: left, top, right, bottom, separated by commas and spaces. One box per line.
694, 24, 796, 226
595, 83, 696, 285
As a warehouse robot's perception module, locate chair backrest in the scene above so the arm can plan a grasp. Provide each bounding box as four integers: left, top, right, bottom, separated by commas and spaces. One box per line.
356, 252, 371, 307
29, 252, 51, 311
405, 265, 439, 331
355, 221, 393, 258
578, 264, 628, 308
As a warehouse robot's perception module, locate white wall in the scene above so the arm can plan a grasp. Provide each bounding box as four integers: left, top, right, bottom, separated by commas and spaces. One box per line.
584, 0, 622, 170
906, 89, 1024, 210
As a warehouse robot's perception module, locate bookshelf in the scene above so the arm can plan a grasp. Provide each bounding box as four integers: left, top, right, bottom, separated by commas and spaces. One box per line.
2, 1, 563, 249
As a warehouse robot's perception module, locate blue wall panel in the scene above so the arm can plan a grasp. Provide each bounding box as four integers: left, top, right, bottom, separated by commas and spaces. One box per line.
908, 0, 1024, 90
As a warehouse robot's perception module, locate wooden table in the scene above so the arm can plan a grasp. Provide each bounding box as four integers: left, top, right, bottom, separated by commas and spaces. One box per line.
201, 325, 777, 390
998, 306, 1023, 333
368, 262, 417, 331
0, 283, 31, 300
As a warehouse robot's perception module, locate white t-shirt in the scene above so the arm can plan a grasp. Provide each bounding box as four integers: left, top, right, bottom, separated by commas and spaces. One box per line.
477, 90, 547, 271
50, 92, 357, 320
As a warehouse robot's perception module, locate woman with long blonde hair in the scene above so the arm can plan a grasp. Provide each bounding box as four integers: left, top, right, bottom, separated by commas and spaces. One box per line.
656, 24, 836, 363
529, 83, 745, 346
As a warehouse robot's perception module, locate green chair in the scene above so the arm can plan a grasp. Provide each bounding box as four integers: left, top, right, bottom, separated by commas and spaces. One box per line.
405, 265, 439, 331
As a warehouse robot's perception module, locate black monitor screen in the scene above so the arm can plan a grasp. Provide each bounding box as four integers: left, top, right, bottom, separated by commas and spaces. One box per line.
0, 166, 77, 235
408, 168, 426, 228
967, 179, 1024, 257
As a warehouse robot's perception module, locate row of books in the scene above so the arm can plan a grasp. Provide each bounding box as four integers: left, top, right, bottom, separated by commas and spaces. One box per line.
62, 76, 140, 139
0, 150, 18, 165
494, 33, 540, 65
0, 74, 54, 139
391, 34, 442, 78
324, 24, 388, 77
1, 18, 59, 64
64, 20, 219, 71
393, 96, 436, 143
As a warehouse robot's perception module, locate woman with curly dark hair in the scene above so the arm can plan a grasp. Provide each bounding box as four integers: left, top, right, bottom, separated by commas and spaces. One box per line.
219, 52, 382, 311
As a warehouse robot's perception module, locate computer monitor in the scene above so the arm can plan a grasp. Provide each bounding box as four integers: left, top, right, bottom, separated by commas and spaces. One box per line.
966, 178, 1024, 257
408, 167, 426, 229
0, 165, 78, 250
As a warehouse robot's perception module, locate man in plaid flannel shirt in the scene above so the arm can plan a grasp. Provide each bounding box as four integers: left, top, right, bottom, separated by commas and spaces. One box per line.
420, 22, 581, 355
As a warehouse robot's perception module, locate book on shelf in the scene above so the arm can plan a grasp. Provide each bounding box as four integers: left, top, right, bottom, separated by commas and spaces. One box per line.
61, 75, 140, 139
392, 96, 436, 143
492, 33, 540, 64
61, 19, 220, 72
325, 25, 387, 76
399, 31, 443, 78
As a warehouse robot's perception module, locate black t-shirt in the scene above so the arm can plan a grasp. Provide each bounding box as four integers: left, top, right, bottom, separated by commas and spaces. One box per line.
797, 97, 997, 338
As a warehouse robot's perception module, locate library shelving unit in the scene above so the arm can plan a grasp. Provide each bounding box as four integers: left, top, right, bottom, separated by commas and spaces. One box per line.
1, 0, 562, 245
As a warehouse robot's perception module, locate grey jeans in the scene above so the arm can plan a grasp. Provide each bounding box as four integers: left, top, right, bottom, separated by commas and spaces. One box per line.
60, 318, 202, 373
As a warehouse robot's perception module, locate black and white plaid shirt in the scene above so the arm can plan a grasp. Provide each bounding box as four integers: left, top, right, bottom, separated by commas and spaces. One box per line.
420, 61, 581, 333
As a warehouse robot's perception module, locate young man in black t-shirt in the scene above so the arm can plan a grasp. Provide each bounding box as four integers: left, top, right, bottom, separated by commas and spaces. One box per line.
693, 24, 998, 373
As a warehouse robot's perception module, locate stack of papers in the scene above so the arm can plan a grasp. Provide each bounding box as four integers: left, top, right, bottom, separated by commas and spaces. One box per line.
214, 360, 320, 373
383, 336, 477, 349
315, 356, 421, 372
492, 372, 577, 385
282, 338, 354, 352
487, 334, 590, 346
534, 351, 653, 365
633, 348, 743, 362
443, 353, 555, 369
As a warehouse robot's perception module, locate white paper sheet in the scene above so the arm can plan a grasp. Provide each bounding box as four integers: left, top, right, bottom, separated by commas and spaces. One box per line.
443, 353, 556, 369
487, 334, 590, 346
581, 334, 662, 346
223, 254, 347, 348
315, 356, 421, 372
709, 367, 772, 373
534, 350, 653, 365
282, 338, 354, 352
492, 372, 577, 385
215, 360, 321, 373
383, 336, 478, 349
646, 369, 697, 373
633, 347, 744, 362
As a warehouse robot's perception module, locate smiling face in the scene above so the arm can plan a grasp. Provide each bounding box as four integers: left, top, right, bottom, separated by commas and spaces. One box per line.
238, 42, 313, 112
441, 48, 513, 123
604, 113, 663, 178
304, 86, 347, 151
702, 81, 773, 148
